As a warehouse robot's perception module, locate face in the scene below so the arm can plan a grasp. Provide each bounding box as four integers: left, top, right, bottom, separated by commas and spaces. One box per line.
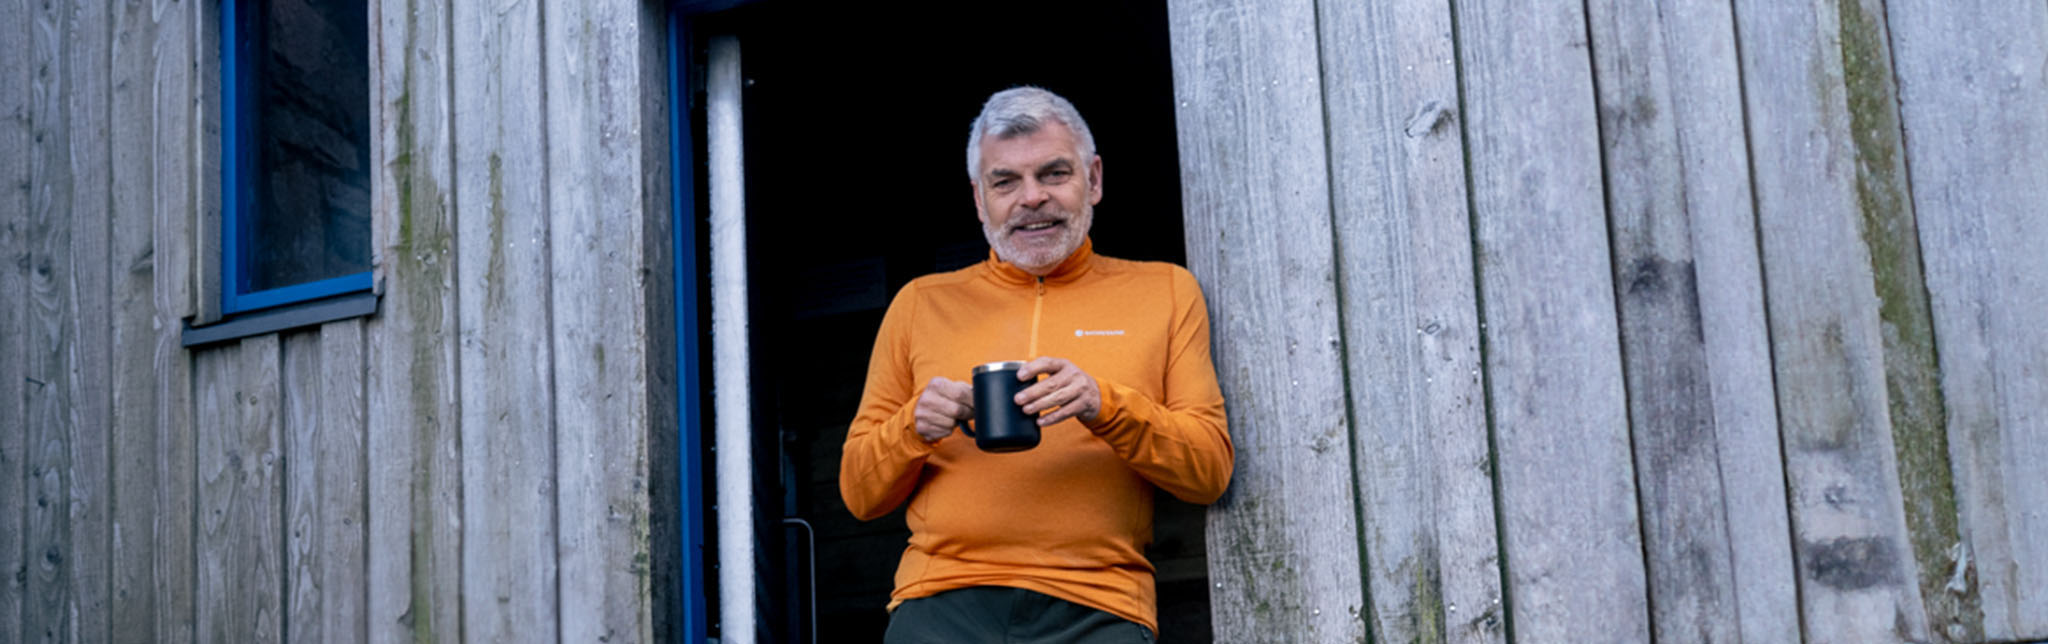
972, 121, 1102, 275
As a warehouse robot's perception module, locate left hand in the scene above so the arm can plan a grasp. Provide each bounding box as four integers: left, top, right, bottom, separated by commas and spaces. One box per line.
1014, 357, 1102, 426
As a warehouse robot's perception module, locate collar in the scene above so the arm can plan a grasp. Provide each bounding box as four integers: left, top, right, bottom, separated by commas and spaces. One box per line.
983, 237, 1095, 287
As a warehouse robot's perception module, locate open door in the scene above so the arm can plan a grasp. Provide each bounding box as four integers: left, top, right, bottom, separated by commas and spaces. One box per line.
678, 2, 1208, 641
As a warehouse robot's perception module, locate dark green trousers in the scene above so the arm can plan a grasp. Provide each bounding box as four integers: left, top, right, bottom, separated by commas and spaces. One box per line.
883, 586, 1155, 644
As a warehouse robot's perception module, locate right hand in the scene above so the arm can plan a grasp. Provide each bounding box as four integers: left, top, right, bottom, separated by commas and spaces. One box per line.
913, 377, 975, 443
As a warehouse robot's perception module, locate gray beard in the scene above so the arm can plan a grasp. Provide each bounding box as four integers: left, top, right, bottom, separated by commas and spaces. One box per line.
984, 214, 1085, 273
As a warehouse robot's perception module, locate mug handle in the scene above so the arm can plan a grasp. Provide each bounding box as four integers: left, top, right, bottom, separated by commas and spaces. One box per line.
956, 419, 976, 437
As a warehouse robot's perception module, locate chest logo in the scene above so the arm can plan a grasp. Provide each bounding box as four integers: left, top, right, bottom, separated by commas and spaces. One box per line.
1075, 329, 1126, 337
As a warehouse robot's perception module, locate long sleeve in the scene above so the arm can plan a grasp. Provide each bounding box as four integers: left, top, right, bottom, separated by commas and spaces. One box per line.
839, 283, 937, 521
1081, 267, 1234, 504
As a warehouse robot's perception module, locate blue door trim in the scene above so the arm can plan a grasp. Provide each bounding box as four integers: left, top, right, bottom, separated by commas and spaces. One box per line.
667, 8, 708, 642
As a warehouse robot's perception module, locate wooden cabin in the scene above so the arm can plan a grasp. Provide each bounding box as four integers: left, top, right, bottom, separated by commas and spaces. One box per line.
3, 0, 2043, 642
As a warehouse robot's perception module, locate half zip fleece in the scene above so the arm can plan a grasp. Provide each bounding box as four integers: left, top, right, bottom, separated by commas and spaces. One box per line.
1028, 277, 1046, 359
839, 236, 1234, 635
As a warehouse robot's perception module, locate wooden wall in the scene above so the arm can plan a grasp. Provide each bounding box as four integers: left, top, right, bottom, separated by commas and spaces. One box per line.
0, 0, 676, 642
8, 0, 2046, 642
1168, 0, 2048, 643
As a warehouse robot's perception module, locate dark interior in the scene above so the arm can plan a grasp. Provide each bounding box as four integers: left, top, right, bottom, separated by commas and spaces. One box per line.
692, 1, 1210, 641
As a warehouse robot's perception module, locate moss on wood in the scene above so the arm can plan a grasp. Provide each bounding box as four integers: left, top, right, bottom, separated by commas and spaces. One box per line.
1836, 1, 1980, 640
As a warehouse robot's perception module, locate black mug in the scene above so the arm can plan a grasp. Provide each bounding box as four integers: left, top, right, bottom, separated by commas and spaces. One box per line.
959, 361, 1040, 453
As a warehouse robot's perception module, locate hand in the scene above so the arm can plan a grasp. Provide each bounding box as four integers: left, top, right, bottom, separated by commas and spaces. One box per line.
913, 377, 974, 443
1015, 357, 1102, 426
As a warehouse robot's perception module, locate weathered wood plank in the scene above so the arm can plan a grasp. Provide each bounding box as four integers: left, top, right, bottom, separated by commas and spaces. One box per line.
154, 324, 197, 644
26, 1, 95, 641
192, 345, 236, 644
1449, 1, 1649, 641
545, 0, 657, 641
196, 337, 285, 643
64, 0, 116, 639
364, 0, 463, 640
1885, 0, 2048, 639
319, 319, 370, 642
1312, 1, 1505, 642
1582, 1, 1800, 642
191, 0, 220, 324
1835, 2, 1973, 638
110, 0, 165, 638
152, 1, 199, 640
1730, 0, 1933, 640
156, 0, 195, 323
284, 325, 367, 643
283, 330, 321, 641
1, 0, 34, 638
1165, 1, 1365, 640
452, 0, 559, 639
632, 1, 677, 640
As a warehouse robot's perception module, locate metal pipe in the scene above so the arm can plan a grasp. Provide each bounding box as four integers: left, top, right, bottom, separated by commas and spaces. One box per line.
707, 34, 755, 644
783, 517, 818, 644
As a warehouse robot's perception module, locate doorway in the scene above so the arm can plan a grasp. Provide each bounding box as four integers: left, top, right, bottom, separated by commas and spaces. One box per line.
699, 1, 1208, 641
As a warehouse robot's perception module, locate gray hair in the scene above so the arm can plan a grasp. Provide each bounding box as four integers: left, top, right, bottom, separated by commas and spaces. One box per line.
965, 87, 1097, 181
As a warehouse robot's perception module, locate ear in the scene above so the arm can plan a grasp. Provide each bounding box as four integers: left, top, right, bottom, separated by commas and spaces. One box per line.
971, 180, 989, 224
1086, 154, 1104, 206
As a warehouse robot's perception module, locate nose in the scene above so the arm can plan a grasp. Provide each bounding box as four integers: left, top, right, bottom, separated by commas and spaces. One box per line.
1018, 178, 1050, 208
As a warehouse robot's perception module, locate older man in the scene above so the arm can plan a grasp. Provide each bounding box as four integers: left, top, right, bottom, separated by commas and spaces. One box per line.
839, 87, 1234, 643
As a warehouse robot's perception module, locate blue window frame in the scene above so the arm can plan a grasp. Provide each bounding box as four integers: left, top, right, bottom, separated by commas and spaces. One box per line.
221, 0, 373, 315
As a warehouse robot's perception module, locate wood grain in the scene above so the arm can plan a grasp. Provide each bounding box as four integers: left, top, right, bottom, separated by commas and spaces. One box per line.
1, 0, 33, 637
364, 0, 463, 640
191, 0, 221, 325
1730, 0, 1933, 640
27, 0, 81, 641
452, 0, 559, 638
153, 0, 199, 641
1582, 0, 1800, 641
109, 0, 166, 638
545, 0, 658, 640
196, 337, 285, 643
1313, 1, 1505, 642
278, 322, 367, 644
1450, 1, 1650, 641
193, 345, 236, 644
633, 1, 678, 639
64, 0, 116, 639
284, 331, 324, 641
321, 320, 370, 642
1885, 0, 2048, 639
1166, 1, 1366, 640
1837, 2, 1974, 638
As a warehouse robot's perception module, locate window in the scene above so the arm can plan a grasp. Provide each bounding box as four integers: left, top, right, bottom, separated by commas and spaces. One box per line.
189, 0, 375, 345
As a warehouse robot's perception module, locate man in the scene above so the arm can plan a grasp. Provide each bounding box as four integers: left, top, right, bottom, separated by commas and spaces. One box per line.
839, 86, 1234, 643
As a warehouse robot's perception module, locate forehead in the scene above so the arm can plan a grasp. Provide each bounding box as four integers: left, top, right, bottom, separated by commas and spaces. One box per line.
978, 121, 1082, 175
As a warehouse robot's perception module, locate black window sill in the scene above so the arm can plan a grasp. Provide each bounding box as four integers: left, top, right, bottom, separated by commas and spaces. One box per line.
181, 291, 380, 348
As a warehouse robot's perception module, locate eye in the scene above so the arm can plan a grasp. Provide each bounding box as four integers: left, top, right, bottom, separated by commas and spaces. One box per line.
1042, 169, 1071, 184
991, 177, 1017, 191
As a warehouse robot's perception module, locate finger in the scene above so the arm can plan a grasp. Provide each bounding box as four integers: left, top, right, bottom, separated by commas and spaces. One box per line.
919, 393, 967, 423
941, 378, 975, 404
1038, 395, 1082, 426
913, 420, 951, 443
1016, 357, 1067, 380
1014, 373, 1069, 409
927, 377, 972, 406
1021, 380, 1074, 415
1018, 363, 1079, 398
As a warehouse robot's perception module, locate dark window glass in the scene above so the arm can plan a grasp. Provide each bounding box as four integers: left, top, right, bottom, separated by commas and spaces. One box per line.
248, 0, 370, 293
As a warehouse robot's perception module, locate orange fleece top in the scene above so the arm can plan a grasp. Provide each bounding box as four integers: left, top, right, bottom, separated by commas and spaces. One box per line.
839, 239, 1233, 634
